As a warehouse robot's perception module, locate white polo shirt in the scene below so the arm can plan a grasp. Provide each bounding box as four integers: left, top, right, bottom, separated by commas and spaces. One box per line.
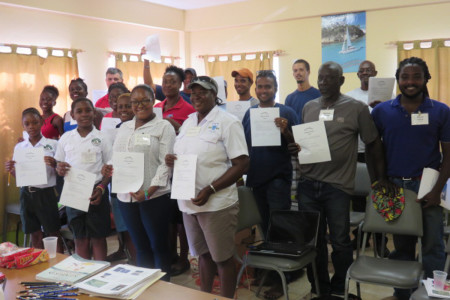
13, 136, 58, 188
113, 117, 176, 202
55, 127, 113, 183
174, 106, 249, 214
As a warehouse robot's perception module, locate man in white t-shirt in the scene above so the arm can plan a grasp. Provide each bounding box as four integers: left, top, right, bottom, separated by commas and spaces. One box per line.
346, 60, 389, 257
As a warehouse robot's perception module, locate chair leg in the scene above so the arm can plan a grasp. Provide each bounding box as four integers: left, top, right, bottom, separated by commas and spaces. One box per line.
312, 261, 321, 297
236, 262, 246, 290
256, 270, 269, 297
356, 282, 361, 298
344, 270, 350, 300
2, 213, 8, 243
275, 270, 289, 300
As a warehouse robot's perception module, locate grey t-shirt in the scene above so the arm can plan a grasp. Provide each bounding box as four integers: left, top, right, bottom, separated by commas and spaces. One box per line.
300, 94, 378, 194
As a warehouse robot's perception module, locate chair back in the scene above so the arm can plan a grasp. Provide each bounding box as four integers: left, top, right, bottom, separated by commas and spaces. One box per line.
363, 189, 423, 237
353, 162, 371, 196
237, 186, 262, 233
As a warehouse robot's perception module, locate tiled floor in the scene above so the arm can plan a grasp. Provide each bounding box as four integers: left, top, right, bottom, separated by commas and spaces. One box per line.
106, 234, 397, 300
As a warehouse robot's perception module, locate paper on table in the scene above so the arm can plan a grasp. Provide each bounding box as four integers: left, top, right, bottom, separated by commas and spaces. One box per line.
213, 76, 227, 102
60, 168, 96, 212
154, 107, 163, 119
111, 152, 144, 193
250, 107, 281, 147
101, 118, 121, 131
171, 154, 197, 200
418, 167, 439, 199
15, 147, 48, 187
368, 77, 395, 103
292, 120, 331, 164
144, 34, 161, 61
226, 101, 250, 121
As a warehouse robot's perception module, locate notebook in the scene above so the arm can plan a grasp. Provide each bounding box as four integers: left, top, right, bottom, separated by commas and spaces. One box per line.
248, 210, 319, 258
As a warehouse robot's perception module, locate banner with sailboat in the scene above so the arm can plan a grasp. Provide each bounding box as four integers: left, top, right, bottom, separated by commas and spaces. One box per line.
321, 12, 366, 73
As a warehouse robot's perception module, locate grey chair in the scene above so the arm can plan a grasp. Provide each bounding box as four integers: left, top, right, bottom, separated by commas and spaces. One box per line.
235, 186, 321, 300
409, 237, 450, 300
350, 162, 372, 255
2, 198, 30, 247
344, 189, 424, 300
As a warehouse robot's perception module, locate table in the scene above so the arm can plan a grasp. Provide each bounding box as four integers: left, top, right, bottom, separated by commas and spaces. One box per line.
2, 253, 229, 299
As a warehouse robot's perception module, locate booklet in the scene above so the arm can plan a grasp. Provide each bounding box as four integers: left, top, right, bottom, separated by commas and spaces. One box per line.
423, 278, 450, 298
36, 254, 110, 284
75, 264, 164, 299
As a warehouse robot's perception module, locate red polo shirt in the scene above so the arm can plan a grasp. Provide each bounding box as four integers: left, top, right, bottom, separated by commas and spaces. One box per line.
95, 94, 109, 108
154, 96, 196, 125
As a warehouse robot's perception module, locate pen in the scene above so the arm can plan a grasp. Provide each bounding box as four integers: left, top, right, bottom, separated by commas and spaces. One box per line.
20, 282, 60, 285
8, 172, 10, 187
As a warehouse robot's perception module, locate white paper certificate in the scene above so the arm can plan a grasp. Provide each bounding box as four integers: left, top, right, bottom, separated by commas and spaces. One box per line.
418, 167, 439, 199
368, 77, 395, 103
250, 107, 281, 147
15, 147, 47, 187
292, 121, 331, 164
226, 101, 250, 121
111, 152, 145, 193
101, 118, 121, 131
171, 154, 197, 200
60, 168, 96, 212
144, 34, 161, 62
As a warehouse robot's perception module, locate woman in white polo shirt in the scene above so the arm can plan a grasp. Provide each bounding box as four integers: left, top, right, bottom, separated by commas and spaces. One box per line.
165, 76, 249, 298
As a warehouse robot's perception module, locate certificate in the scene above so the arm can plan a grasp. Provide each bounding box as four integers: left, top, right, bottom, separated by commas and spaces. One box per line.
15, 147, 47, 187
292, 120, 331, 164
60, 168, 96, 212
368, 77, 395, 103
226, 101, 250, 121
111, 152, 144, 193
143, 34, 161, 62
250, 107, 281, 147
153, 107, 163, 119
418, 167, 439, 199
101, 118, 121, 131
171, 154, 197, 200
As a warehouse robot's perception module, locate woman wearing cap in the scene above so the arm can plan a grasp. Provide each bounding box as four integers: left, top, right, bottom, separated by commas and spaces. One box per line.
165, 76, 249, 298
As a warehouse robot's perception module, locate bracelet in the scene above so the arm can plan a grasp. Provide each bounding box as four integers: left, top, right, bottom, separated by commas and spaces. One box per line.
144, 190, 150, 200
209, 184, 217, 193
237, 177, 244, 183
96, 185, 105, 195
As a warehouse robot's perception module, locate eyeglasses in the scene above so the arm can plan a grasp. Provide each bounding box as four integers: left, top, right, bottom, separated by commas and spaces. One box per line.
130, 99, 152, 106
190, 90, 211, 98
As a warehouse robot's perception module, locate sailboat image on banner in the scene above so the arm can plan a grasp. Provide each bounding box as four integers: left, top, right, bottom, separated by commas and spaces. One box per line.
339, 26, 362, 54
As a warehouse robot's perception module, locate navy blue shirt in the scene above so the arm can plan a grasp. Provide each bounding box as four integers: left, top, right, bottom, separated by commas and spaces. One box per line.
285, 87, 321, 124
154, 84, 165, 101
242, 103, 299, 187
180, 91, 191, 104
372, 95, 450, 177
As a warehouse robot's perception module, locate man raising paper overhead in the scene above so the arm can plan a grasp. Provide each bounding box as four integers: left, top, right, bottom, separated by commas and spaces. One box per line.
291, 61, 385, 297
371, 57, 450, 300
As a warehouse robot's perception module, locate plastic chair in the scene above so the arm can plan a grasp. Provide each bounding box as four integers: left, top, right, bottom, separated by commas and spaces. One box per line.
344, 189, 423, 300
235, 187, 321, 300
350, 162, 372, 255
409, 237, 450, 300
2, 199, 30, 247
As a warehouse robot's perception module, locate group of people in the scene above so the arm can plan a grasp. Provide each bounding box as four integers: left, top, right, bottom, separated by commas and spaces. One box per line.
4, 54, 450, 300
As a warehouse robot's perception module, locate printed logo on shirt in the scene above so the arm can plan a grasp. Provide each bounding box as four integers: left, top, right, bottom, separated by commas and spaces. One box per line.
208, 123, 220, 132
43, 144, 53, 151
91, 138, 102, 146
336, 117, 345, 123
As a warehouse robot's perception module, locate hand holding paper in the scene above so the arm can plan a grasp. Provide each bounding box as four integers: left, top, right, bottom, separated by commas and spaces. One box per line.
292, 120, 331, 164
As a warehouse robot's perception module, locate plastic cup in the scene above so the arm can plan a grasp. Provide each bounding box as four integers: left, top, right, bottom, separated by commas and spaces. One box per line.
42, 237, 58, 258
433, 270, 447, 290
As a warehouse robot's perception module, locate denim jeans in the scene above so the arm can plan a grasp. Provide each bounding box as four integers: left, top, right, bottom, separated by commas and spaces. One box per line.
389, 178, 445, 300
118, 194, 171, 281
297, 177, 353, 295
252, 177, 292, 235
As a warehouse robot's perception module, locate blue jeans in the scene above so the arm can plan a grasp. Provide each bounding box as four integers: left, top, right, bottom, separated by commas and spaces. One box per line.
298, 177, 353, 295
252, 177, 292, 235
118, 194, 171, 281
389, 178, 445, 300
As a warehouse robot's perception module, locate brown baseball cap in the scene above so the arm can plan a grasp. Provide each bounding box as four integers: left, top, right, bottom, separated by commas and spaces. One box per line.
231, 68, 253, 83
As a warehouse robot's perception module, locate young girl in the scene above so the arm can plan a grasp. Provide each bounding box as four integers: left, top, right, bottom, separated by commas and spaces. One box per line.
39, 85, 64, 139
106, 93, 137, 263
63, 78, 103, 132
55, 98, 112, 260
5, 108, 63, 252
102, 85, 175, 281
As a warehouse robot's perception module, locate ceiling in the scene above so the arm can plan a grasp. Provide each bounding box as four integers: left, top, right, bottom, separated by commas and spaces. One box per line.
141, 0, 248, 10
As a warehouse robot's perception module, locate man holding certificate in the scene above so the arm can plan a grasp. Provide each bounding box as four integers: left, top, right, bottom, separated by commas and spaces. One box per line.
292, 62, 385, 297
